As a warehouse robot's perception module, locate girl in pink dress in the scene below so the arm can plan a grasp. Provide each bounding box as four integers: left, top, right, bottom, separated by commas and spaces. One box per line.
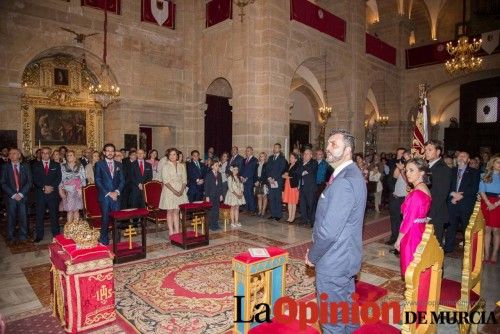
395, 158, 432, 276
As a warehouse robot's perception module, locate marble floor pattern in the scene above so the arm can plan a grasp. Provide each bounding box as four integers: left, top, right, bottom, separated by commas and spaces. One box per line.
0, 209, 499, 334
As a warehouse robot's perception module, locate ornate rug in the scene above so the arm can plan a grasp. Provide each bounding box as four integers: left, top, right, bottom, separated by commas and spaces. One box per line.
114, 241, 315, 334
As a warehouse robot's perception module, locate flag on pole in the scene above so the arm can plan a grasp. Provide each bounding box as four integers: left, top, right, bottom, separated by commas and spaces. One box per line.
411, 84, 429, 157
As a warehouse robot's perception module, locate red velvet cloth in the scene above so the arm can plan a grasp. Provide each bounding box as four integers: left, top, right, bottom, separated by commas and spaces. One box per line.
366, 33, 397, 65
144, 181, 163, 209
54, 234, 76, 249
249, 319, 320, 334
234, 247, 287, 264
440, 278, 480, 308
354, 281, 388, 304
81, 0, 121, 14
179, 202, 212, 211
290, 0, 346, 42
417, 268, 431, 313
50, 237, 113, 266
471, 231, 478, 271
110, 208, 149, 220
206, 0, 232, 28
141, 0, 175, 28
353, 321, 399, 334
108, 242, 143, 257
83, 185, 102, 218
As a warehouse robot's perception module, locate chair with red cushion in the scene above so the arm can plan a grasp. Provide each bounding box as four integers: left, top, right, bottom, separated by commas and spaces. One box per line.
439, 200, 485, 334
355, 224, 444, 334
82, 184, 103, 229
143, 181, 167, 236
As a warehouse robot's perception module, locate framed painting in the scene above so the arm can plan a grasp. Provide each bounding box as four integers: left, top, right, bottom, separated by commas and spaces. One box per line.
34, 108, 87, 146
54, 68, 69, 86
124, 134, 137, 151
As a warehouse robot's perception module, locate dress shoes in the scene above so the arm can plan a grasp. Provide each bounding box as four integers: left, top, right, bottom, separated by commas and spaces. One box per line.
274, 217, 281, 222
389, 249, 400, 256
33, 237, 43, 243
267, 216, 275, 220
385, 240, 395, 246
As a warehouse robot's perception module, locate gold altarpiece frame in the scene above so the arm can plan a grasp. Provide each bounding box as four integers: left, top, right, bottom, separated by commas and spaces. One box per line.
21, 53, 103, 154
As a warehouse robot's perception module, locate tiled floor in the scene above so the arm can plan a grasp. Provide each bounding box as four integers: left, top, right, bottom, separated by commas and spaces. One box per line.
0, 209, 498, 333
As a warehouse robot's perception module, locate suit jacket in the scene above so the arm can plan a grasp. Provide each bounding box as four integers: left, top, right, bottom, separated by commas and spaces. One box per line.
94, 159, 125, 203
300, 160, 318, 191
204, 171, 223, 199
266, 154, 288, 188
429, 159, 452, 224
1, 162, 32, 199
286, 163, 302, 188
254, 162, 268, 184
309, 162, 367, 277
240, 156, 257, 182
449, 166, 480, 214
32, 160, 62, 199
79, 157, 89, 167
187, 160, 207, 195
129, 160, 153, 187
227, 154, 244, 173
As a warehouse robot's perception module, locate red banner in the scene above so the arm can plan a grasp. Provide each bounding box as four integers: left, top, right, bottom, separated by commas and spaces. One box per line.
290, 0, 346, 42
81, 0, 121, 14
206, 0, 232, 28
141, 0, 176, 29
366, 33, 397, 65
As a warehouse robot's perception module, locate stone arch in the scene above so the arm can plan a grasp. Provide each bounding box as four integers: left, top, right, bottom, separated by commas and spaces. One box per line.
206, 77, 233, 98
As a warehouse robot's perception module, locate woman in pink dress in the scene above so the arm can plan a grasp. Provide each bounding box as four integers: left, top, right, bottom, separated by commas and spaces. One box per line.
395, 158, 432, 276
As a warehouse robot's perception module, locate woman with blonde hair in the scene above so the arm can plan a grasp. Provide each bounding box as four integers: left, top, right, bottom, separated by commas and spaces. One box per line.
59, 150, 86, 221
479, 154, 500, 264
85, 151, 100, 184
255, 152, 268, 216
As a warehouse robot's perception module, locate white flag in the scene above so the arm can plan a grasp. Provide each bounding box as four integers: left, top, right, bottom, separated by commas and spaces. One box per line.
151, 0, 169, 26
481, 30, 499, 55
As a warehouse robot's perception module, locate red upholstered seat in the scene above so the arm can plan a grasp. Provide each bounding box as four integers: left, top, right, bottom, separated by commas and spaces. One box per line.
353, 320, 399, 334
234, 247, 288, 264
440, 278, 481, 308
82, 184, 102, 218
109, 208, 149, 220
144, 181, 162, 209
354, 281, 388, 304
248, 320, 320, 334
179, 202, 212, 211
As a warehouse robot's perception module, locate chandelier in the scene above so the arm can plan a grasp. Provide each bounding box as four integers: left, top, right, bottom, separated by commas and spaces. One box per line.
444, 0, 482, 74
90, 0, 120, 108
318, 54, 332, 123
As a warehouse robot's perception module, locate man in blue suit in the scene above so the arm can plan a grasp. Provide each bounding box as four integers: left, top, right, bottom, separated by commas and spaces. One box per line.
32, 147, 62, 243
266, 143, 287, 221
1, 149, 32, 244
187, 150, 207, 202
95, 143, 125, 245
306, 129, 367, 333
226, 146, 244, 174
240, 146, 257, 213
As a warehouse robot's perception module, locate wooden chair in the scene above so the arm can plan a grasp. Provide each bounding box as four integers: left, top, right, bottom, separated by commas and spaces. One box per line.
82, 184, 103, 229
439, 200, 485, 334
143, 181, 168, 236
355, 224, 444, 334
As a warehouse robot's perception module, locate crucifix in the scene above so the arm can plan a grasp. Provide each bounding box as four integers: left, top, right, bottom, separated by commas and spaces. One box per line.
123, 224, 137, 249
191, 215, 205, 237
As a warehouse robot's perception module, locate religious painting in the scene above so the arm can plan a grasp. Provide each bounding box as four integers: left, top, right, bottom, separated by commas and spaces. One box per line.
124, 134, 137, 151
289, 121, 310, 153
34, 109, 87, 145
0, 130, 17, 148
54, 68, 69, 86
139, 127, 152, 152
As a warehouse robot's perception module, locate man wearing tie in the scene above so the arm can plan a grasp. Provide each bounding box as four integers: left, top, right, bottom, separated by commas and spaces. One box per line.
129, 149, 153, 208
299, 149, 318, 227
95, 143, 125, 245
240, 147, 258, 213
187, 150, 207, 202
204, 160, 224, 231
444, 151, 480, 253
1, 149, 32, 245
226, 146, 244, 174
266, 143, 287, 221
32, 147, 62, 243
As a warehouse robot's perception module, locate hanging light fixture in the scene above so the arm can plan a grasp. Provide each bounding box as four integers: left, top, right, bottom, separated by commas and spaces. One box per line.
90, 0, 120, 108
445, 0, 482, 74
317, 53, 332, 150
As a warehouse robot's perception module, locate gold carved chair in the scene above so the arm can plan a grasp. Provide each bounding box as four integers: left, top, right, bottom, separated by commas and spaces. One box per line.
439, 200, 485, 334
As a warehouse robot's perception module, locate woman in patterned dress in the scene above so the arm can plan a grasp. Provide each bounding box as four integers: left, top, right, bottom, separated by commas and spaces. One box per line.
159, 148, 188, 236
147, 149, 161, 181
59, 150, 86, 222
225, 166, 246, 228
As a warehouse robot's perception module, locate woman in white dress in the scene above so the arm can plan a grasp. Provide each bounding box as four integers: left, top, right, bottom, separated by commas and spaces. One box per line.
159, 148, 188, 236
224, 166, 246, 228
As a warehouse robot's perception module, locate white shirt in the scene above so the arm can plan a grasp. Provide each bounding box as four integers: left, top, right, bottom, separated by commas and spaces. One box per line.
333, 160, 353, 178
428, 158, 440, 169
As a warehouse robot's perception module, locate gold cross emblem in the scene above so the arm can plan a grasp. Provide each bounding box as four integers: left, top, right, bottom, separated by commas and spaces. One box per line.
123, 224, 137, 249
191, 215, 205, 237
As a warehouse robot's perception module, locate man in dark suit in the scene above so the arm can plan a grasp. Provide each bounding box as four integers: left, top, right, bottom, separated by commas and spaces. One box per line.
226, 146, 244, 174
79, 148, 91, 167
444, 151, 480, 253
95, 143, 125, 245
32, 147, 62, 243
425, 140, 452, 245
1, 149, 32, 244
240, 146, 257, 213
129, 149, 152, 208
187, 150, 207, 202
266, 143, 287, 221
306, 129, 367, 333
299, 149, 317, 227
121, 149, 136, 209
204, 160, 224, 231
